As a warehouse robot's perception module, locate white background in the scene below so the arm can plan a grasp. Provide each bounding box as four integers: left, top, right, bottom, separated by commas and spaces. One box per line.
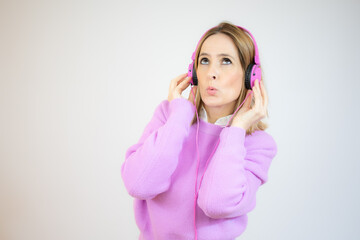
1, 0, 359, 239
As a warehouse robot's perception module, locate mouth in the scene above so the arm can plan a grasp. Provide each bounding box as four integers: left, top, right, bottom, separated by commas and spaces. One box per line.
206, 86, 217, 91
206, 86, 218, 95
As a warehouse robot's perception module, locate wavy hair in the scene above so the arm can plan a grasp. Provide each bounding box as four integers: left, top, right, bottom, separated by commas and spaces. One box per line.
190, 21, 269, 135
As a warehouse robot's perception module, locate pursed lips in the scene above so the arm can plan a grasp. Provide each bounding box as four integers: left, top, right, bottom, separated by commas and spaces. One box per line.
206, 86, 217, 90
206, 86, 218, 95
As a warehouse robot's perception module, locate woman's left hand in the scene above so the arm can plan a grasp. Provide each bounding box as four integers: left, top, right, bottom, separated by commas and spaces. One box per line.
230, 79, 268, 130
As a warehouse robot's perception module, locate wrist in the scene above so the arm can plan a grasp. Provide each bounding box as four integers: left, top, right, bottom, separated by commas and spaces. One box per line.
230, 119, 248, 130
231, 124, 247, 130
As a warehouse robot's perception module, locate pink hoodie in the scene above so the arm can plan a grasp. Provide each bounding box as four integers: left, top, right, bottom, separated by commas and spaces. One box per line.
121, 98, 277, 240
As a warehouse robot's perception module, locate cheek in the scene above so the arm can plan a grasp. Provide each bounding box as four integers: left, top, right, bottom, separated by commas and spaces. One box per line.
224, 72, 243, 95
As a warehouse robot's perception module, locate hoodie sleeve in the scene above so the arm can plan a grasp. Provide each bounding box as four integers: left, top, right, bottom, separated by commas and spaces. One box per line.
121, 98, 195, 200
197, 127, 277, 219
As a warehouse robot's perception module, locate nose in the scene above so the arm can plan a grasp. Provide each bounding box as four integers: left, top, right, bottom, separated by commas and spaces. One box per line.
207, 63, 218, 80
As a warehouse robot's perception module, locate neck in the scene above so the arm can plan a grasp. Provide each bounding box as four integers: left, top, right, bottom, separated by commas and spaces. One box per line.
203, 102, 236, 124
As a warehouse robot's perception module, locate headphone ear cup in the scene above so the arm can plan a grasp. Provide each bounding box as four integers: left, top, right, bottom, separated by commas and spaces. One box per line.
192, 64, 198, 86
245, 63, 261, 89
245, 63, 254, 90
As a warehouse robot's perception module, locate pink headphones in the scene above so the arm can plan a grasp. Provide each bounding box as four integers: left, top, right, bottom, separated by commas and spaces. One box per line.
187, 25, 261, 90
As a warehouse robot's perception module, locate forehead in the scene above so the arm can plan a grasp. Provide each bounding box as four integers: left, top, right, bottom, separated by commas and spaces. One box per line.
200, 33, 238, 55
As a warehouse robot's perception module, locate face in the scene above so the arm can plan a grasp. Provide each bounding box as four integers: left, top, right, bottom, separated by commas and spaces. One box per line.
197, 33, 244, 116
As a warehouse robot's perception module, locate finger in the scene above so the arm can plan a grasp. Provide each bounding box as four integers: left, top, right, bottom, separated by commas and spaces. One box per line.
169, 78, 176, 92
260, 80, 268, 108
253, 79, 262, 109
177, 76, 192, 91
189, 86, 198, 103
175, 73, 189, 86
170, 73, 188, 89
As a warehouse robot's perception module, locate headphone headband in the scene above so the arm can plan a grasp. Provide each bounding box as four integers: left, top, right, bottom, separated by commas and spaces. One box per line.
191, 25, 260, 65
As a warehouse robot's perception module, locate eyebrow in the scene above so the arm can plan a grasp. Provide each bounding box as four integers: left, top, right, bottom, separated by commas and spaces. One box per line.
199, 52, 235, 59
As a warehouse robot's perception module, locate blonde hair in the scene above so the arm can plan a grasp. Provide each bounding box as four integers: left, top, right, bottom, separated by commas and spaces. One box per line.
190, 21, 268, 135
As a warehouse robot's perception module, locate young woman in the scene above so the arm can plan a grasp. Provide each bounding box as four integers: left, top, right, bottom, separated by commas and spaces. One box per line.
121, 22, 277, 240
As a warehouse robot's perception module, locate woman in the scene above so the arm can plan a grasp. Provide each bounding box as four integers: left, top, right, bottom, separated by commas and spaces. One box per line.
121, 22, 277, 240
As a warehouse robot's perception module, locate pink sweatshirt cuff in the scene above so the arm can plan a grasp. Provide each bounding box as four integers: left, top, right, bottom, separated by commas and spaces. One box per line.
220, 126, 246, 147
168, 98, 196, 126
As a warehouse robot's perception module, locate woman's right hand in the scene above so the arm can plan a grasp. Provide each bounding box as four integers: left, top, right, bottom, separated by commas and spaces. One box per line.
167, 73, 193, 102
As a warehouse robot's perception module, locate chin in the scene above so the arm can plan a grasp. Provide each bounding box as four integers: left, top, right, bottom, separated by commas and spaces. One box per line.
202, 95, 238, 109
202, 97, 224, 108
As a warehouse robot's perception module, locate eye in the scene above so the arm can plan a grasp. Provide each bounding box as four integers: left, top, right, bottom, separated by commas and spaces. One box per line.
200, 58, 209, 65
222, 58, 232, 65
